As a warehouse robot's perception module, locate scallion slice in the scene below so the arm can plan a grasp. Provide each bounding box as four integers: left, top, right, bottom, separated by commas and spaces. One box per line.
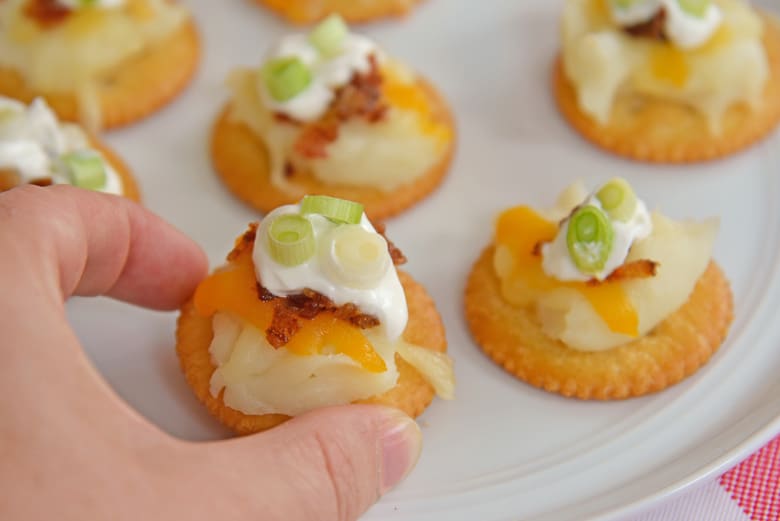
62, 152, 107, 191
300, 195, 364, 224
262, 57, 312, 102
678, 0, 711, 18
309, 14, 349, 58
566, 205, 615, 275
268, 214, 315, 266
321, 225, 389, 289
609, 0, 649, 9
596, 177, 637, 222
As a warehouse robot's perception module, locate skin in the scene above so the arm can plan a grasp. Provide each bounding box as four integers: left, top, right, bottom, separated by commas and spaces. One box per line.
0, 185, 421, 521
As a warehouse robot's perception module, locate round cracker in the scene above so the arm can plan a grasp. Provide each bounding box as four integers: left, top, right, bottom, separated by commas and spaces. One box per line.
0, 137, 141, 201
553, 14, 780, 163
0, 19, 200, 130
176, 270, 447, 435
210, 78, 455, 221
254, 0, 424, 24
464, 247, 734, 400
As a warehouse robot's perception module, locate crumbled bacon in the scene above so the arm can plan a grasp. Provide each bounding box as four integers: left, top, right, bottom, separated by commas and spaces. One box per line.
372, 221, 407, 266
29, 177, 54, 187
264, 287, 381, 349
598, 259, 659, 284
24, 0, 72, 28
625, 8, 667, 41
227, 222, 258, 262
293, 54, 388, 159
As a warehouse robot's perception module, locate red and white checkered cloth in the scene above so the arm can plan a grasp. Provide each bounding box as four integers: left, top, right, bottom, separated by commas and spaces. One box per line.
629, 435, 780, 521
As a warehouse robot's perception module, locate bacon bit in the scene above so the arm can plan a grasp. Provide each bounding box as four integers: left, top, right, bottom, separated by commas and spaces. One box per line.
29, 177, 53, 187
227, 223, 259, 262
372, 221, 407, 266
257, 284, 276, 302
266, 307, 301, 349
24, 0, 72, 28
625, 8, 667, 41
585, 259, 659, 286
274, 112, 299, 125
532, 241, 545, 257
293, 115, 340, 159
293, 54, 388, 159
283, 161, 295, 178
263, 286, 381, 349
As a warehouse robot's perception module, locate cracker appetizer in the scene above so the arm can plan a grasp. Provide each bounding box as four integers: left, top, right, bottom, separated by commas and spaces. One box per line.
177, 196, 454, 434
211, 15, 455, 220
465, 179, 733, 399
254, 0, 425, 25
0, 0, 199, 129
554, 0, 780, 162
0, 96, 139, 199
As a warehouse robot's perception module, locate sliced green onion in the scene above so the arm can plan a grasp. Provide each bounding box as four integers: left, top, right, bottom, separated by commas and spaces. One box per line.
78, 0, 99, 6
300, 195, 364, 224
678, 0, 711, 18
609, 0, 650, 9
309, 14, 349, 58
268, 214, 315, 266
61, 152, 107, 191
262, 57, 312, 102
566, 205, 615, 275
321, 225, 389, 289
596, 177, 637, 222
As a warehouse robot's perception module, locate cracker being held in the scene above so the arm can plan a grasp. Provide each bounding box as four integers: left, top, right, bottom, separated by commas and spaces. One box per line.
176, 196, 453, 435
554, 0, 780, 163
464, 179, 734, 399
0, 0, 200, 129
0, 96, 139, 200
210, 15, 455, 221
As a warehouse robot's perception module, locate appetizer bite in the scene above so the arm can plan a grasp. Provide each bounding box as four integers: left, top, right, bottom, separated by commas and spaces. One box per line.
254, 0, 425, 25
0, 0, 199, 129
465, 179, 733, 399
177, 196, 454, 434
0, 96, 139, 199
554, 0, 780, 162
211, 15, 455, 220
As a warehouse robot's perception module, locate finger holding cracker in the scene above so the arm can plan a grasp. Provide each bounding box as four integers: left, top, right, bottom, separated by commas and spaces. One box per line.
211, 14, 456, 221
554, 0, 780, 163
176, 196, 454, 435
465, 179, 734, 400
0, 0, 200, 130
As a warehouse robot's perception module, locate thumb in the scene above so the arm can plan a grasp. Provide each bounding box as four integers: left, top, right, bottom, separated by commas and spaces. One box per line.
207, 405, 422, 521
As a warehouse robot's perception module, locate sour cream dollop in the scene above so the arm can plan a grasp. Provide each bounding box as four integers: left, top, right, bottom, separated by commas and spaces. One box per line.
252, 204, 408, 341
541, 192, 653, 282
608, 0, 723, 49
258, 33, 378, 122
0, 96, 122, 194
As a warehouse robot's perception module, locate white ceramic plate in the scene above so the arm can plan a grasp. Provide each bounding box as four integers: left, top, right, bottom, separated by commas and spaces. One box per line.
66, 1, 780, 519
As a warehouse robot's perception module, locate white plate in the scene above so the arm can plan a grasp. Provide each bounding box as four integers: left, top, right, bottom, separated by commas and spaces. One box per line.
66, 1, 780, 519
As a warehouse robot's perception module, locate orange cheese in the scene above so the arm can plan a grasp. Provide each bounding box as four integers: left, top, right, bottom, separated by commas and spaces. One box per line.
495, 206, 639, 337
381, 67, 452, 145
193, 248, 387, 373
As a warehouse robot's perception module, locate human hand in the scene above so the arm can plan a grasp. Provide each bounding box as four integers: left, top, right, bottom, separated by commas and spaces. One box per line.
0, 186, 422, 521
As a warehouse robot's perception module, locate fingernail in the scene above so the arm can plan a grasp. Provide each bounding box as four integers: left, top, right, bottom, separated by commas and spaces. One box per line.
379, 409, 422, 494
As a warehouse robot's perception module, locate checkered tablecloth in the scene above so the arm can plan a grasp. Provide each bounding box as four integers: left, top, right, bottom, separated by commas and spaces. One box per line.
629, 435, 780, 520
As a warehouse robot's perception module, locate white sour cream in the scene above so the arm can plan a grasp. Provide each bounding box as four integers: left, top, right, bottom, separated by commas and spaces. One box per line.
258, 33, 378, 122
607, 0, 723, 50
253, 204, 408, 341
542, 193, 652, 282
0, 97, 122, 194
